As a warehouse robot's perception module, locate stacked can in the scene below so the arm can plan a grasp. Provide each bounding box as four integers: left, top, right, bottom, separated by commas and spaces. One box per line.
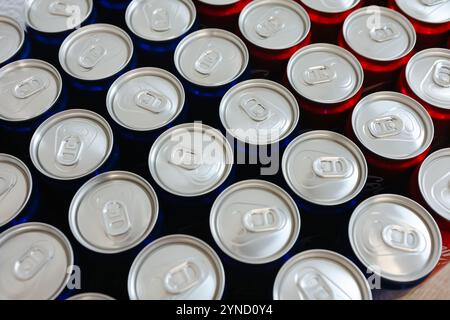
0, 16, 30, 68
238, 0, 311, 79
299, 0, 363, 44
398, 49, 450, 145
286, 43, 364, 131
125, 0, 198, 70
194, 0, 251, 31
339, 6, 416, 91
388, 0, 450, 49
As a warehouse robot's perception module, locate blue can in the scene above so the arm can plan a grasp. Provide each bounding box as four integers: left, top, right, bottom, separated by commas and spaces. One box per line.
97, 0, 132, 28
0, 16, 31, 68
0, 59, 67, 157
125, 0, 198, 70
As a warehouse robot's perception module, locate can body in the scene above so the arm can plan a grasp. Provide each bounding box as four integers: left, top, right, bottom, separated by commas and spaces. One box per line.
387, 0, 450, 49
97, 0, 131, 28
195, 0, 251, 31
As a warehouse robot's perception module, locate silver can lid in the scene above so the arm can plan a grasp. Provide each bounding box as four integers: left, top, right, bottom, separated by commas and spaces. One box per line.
148, 123, 233, 197
59, 24, 134, 81
395, 0, 450, 24
287, 43, 364, 104
0, 16, 25, 65
419, 148, 450, 221
25, 0, 93, 33
0, 59, 63, 122
128, 234, 225, 300
352, 91, 434, 160
68, 292, 115, 300
282, 130, 367, 206
126, 0, 196, 42
30, 109, 114, 181
107, 67, 185, 131
197, 0, 239, 5
273, 249, 372, 300
300, 0, 361, 13
343, 6, 416, 62
349, 194, 442, 283
69, 171, 159, 254
406, 48, 450, 110
219, 79, 299, 145
0, 223, 74, 300
0, 154, 33, 227
174, 28, 249, 87
238, 0, 310, 51
210, 180, 300, 264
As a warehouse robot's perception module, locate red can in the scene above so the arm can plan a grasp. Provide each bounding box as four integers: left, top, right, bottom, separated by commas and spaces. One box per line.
350, 91, 434, 180
388, 0, 450, 49
195, 0, 251, 31
409, 148, 450, 274
338, 6, 416, 89
299, 0, 364, 44
238, 0, 311, 77
398, 48, 450, 145
286, 43, 364, 131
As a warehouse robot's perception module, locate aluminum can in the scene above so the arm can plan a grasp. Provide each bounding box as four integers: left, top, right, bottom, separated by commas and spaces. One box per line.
106, 67, 186, 174
0, 16, 30, 68
128, 234, 225, 300
273, 249, 372, 300
282, 130, 368, 215
398, 48, 450, 145
238, 0, 311, 78
338, 6, 416, 89
348, 194, 442, 288
286, 43, 364, 131
69, 171, 160, 254
388, 0, 450, 49
125, 0, 198, 69
0, 222, 74, 300
299, 0, 363, 44
195, 0, 251, 31
67, 292, 115, 300
350, 92, 434, 180
0, 59, 66, 156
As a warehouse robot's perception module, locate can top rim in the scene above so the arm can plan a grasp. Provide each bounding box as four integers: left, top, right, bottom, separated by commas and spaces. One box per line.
348, 194, 442, 283
67, 293, 115, 300
68, 171, 159, 254
300, 0, 361, 14
197, 0, 240, 5
273, 249, 372, 300
0, 15, 25, 65
352, 91, 434, 160
125, 0, 197, 42
210, 179, 301, 264
343, 6, 416, 62
0, 222, 74, 300
395, 0, 450, 24
106, 67, 186, 132
128, 234, 225, 300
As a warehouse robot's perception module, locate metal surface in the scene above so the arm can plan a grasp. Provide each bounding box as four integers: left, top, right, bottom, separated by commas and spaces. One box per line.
0, 16, 25, 64
395, 0, 450, 24
67, 292, 115, 300
300, 0, 361, 13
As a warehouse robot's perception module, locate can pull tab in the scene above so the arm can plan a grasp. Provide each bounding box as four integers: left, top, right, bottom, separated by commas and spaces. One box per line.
240, 97, 270, 122
102, 201, 131, 238
170, 145, 202, 170
14, 241, 55, 281
48, 1, 74, 17
151, 8, 171, 32
420, 0, 448, 6
296, 268, 350, 300
0, 172, 17, 200
135, 90, 169, 113
242, 208, 287, 233
195, 49, 222, 75
255, 9, 285, 39
13, 76, 48, 99
303, 65, 337, 85
369, 24, 400, 42
368, 115, 404, 138
432, 60, 450, 88
164, 259, 205, 295
312, 157, 353, 179
433, 177, 450, 211
56, 135, 82, 166
382, 225, 425, 253
78, 38, 107, 70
